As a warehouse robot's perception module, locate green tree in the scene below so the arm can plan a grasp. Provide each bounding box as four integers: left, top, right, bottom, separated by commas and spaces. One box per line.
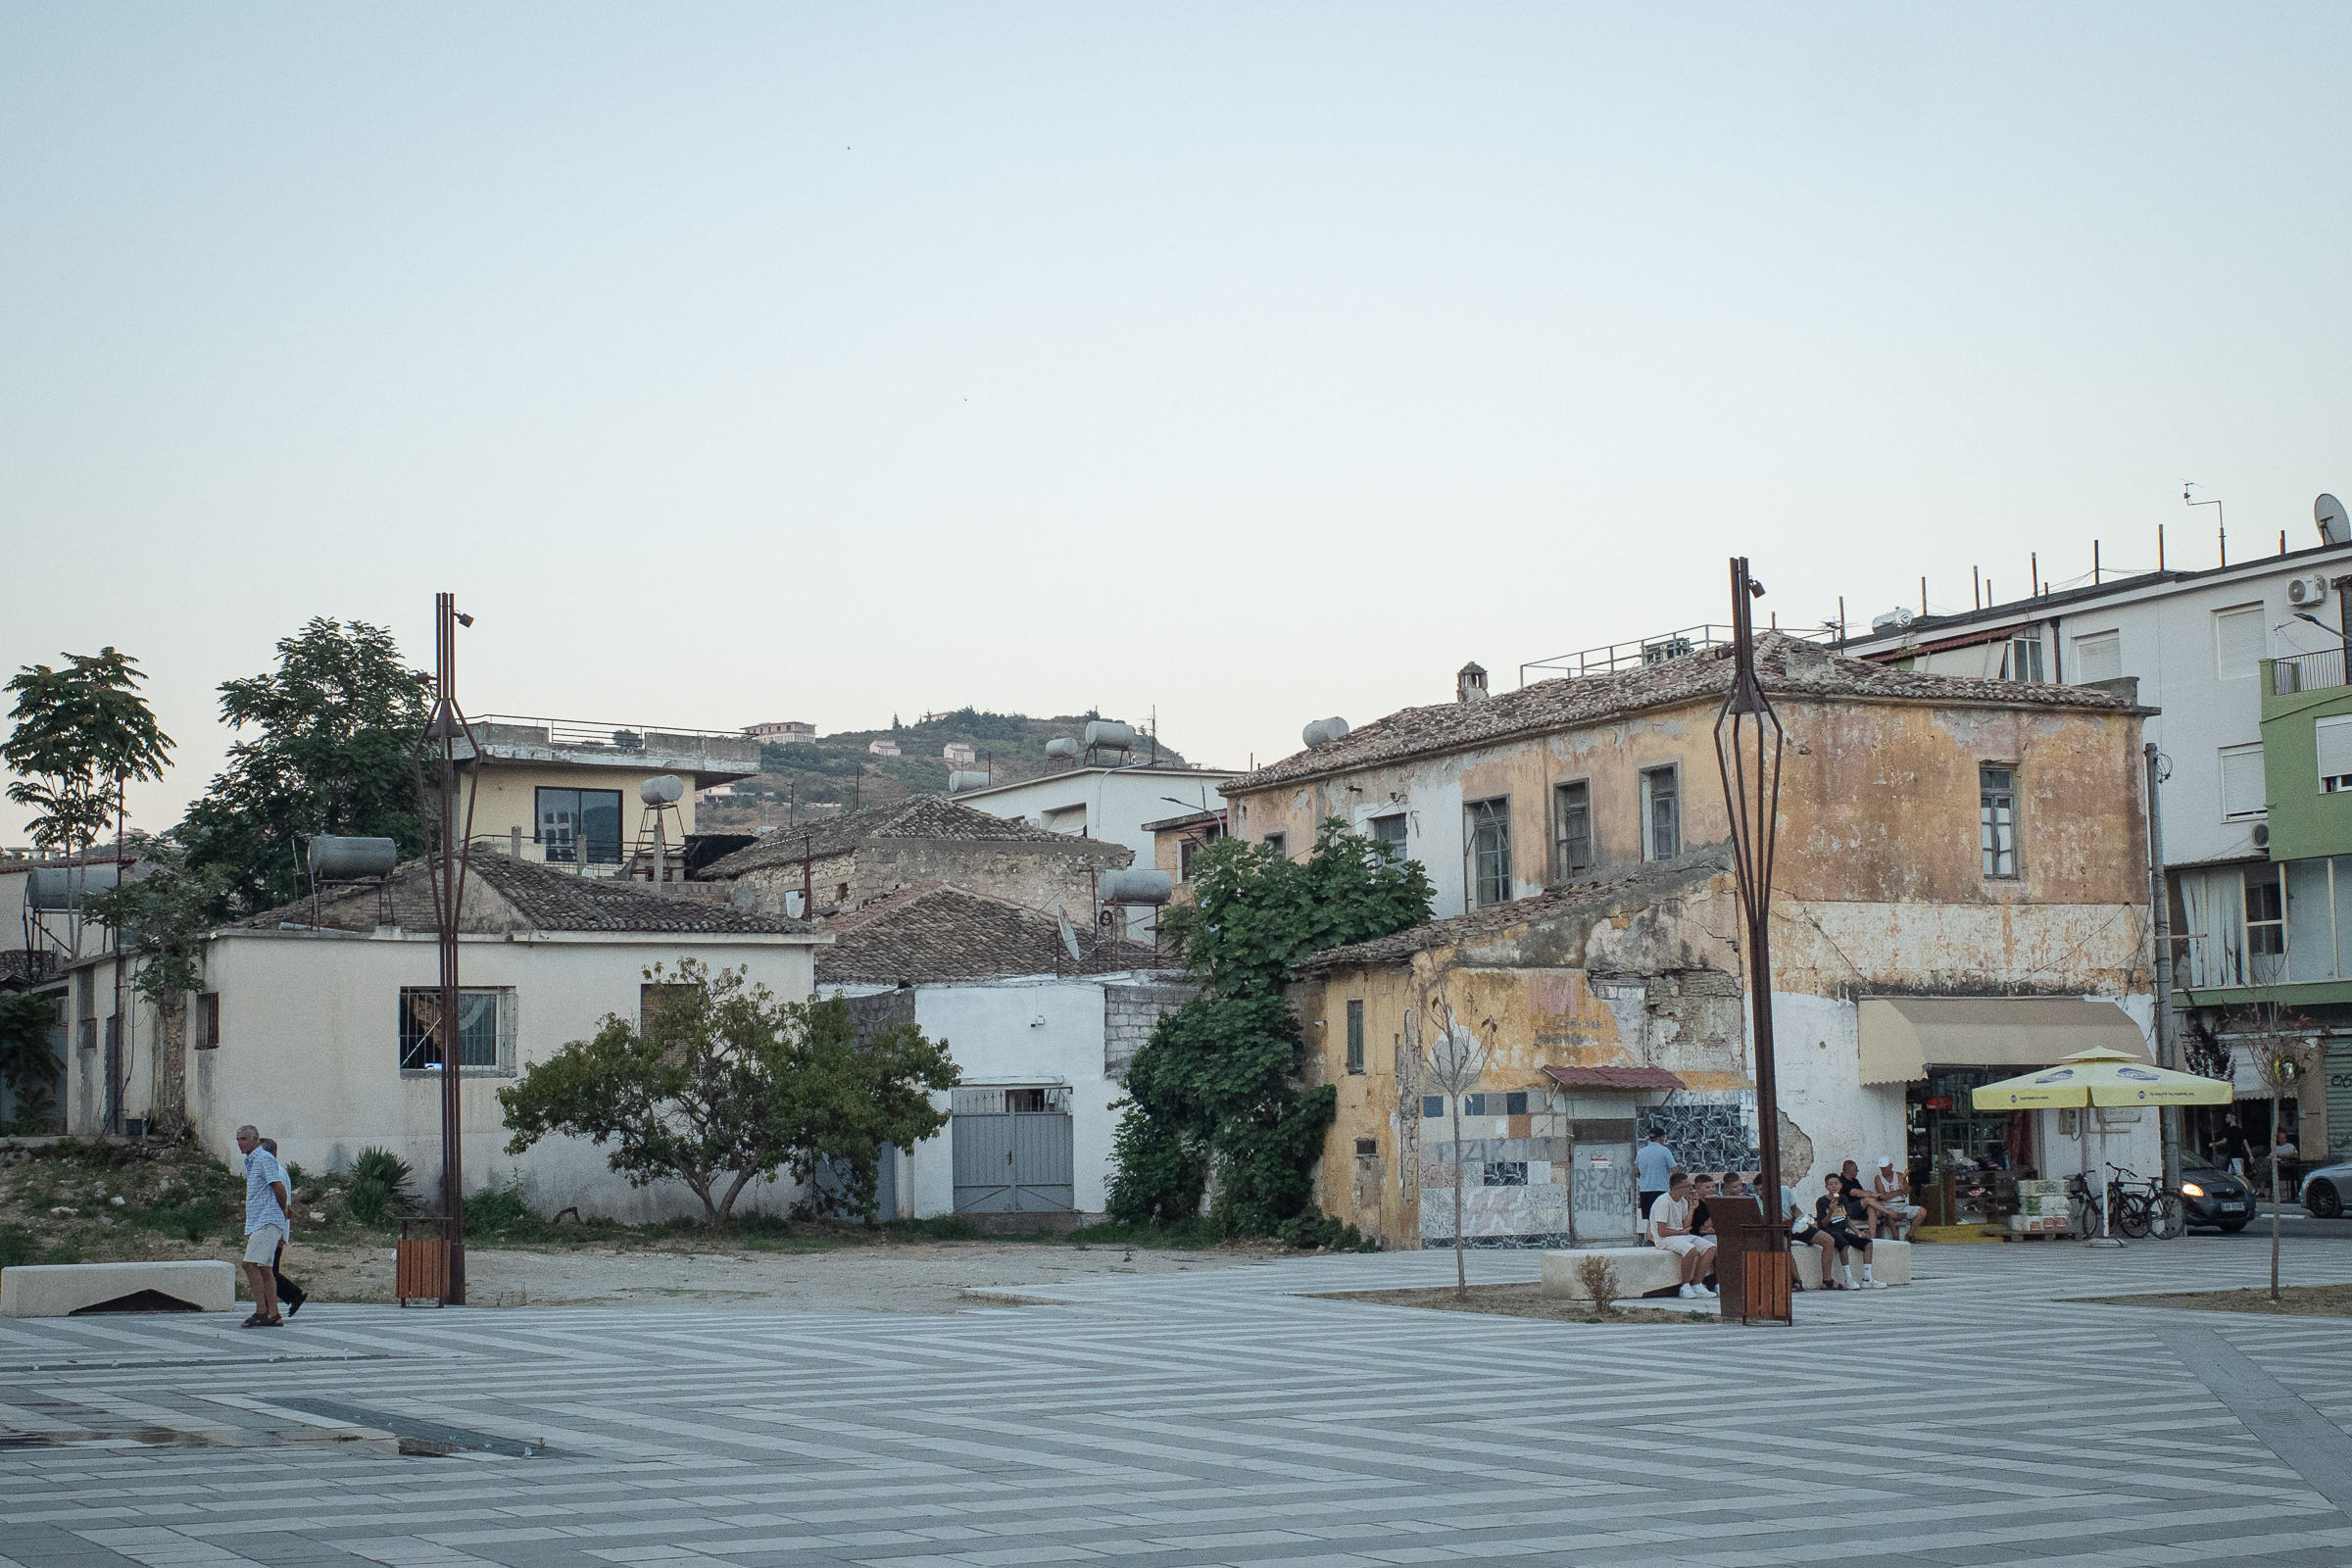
1108, 817, 1434, 1235
83, 841, 232, 1136
499, 959, 960, 1228
176, 618, 434, 915
3, 647, 174, 852
0, 993, 62, 1134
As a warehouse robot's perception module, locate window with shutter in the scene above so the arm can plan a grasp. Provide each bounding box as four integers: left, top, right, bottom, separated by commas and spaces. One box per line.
2320, 717, 2352, 793
2214, 606, 2267, 681
2072, 632, 2122, 684
2220, 744, 2267, 820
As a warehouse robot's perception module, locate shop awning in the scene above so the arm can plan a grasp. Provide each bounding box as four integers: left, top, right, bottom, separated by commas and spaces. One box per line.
1538, 1064, 1688, 1092
1856, 998, 2150, 1086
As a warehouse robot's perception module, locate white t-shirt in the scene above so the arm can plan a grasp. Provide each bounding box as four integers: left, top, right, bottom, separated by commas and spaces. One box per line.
1646, 1193, 1687, 1245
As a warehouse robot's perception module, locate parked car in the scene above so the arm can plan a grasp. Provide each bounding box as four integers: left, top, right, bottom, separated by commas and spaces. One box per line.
2300, 1158, 2351, 1219
2177, 1151, 2256, 1232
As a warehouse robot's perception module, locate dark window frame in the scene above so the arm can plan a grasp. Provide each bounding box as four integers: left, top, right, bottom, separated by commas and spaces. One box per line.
535, 785, 624, 866
1345, 1000, 1365, 1074
1981, 763, 2020, 879
1641, 764, 1681, 862
194, 992, 220, 1051
1465, 797, 1511, 909
1552, 779, 1592, 881
1369, 813, 1408, 861
398, 986, 511, 1074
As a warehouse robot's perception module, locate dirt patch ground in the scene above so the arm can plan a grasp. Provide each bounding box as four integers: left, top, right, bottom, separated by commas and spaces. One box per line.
2069, 1282, 2352, 1318
1316, 1282, 1725, 1325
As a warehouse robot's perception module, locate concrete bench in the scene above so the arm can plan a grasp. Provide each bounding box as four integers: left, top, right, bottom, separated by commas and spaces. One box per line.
1, 1260, 238, 1317
1542, 1240, 1911, 1299
1792, 1238, 1910, 1289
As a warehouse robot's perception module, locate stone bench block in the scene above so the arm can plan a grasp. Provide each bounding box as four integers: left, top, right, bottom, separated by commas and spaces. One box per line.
1541, 1247, 1698, 1299
1791, 1238, 1910, 1289
1, 1260, 238, 1317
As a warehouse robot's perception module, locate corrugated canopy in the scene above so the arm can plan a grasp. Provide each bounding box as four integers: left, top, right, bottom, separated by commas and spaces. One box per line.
1538, 1064, 1688, 1092
1856, 998, 2150, 1085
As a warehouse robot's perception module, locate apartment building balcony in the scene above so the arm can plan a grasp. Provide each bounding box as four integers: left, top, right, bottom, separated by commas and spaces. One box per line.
2272, 650, 2349, 696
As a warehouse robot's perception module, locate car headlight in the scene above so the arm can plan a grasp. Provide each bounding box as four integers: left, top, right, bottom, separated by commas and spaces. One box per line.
2180, 1182, 2206, 1198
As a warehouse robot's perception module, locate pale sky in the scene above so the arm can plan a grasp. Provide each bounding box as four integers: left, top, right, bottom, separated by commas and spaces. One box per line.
6, 6, 2349, 836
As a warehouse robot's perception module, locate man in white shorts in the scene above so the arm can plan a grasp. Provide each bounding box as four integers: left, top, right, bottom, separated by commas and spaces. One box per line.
1646, 1173, 1717, 1298
235, 1124, 290, 1328
1870, 1156, 1925, 1241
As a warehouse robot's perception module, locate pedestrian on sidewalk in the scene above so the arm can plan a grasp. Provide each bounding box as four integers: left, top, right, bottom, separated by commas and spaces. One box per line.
1635, 1131, 1676, 1240
260, 1138, 307, 1318
234, 1124, 289, 1328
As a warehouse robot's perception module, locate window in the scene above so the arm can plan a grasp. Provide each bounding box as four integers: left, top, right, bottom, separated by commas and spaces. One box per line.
1369, 814, 1407, 861
536, 787, 622, 865
834, 882, 851, 906
1176, 822, 1223, 880
2220, 744, 2267, 820
1504, 1091, 1528, 1115
194, 992, 220, 1051
2215, 605, 2267, 681
1981, 766, 2019, 878
1465, 798, 1511, 908
1263, 831, 1287, 858
2245, 864, 2284, 956
1482, 1161, 1529, 1187
640, 982, 697, 1035
2320, 717, 2352, 793
2000, 632, 2045, 683
1423, 1096, 1445, 1119
1345, 1000, 1364, 1074
1641, 767, 1680, 861
1463, 1093, 1488, 1115
1354, 1137, 1379, 1157
1553, 781, 1592, 879
1004, 1088, 1051, 1113
74, 969, 95, 1051
398, 987, 514, 1072
2072, 631, 2122, 684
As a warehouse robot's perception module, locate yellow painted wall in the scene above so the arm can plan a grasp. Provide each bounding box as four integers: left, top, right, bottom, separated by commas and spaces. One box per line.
466, 763, 698, 853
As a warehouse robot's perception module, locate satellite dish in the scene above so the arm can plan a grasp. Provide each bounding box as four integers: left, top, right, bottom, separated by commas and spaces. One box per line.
2319, 494, 2350, 547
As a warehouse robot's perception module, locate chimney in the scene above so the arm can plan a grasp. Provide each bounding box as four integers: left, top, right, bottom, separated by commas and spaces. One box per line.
1456, 662, 1489, 703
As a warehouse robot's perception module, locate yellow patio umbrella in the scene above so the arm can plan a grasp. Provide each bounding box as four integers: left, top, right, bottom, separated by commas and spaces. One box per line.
1969, 1045, 2235, 1110
1970, 1046, 2232, 1244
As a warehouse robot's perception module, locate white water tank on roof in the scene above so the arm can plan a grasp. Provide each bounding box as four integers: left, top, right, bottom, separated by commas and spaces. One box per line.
948, 770, 992, 793
1084, 721, 1135, 752
1046, 738, 1081, 760
309, 836, 400, 881
640, 774, 686, 806
1100, 869, 1173, 906
1301, 716, 1350, 749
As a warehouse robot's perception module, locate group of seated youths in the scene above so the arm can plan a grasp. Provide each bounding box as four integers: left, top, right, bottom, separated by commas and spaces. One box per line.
1645, 1160, 1922, 1298
1643, 1169, 1746, 1298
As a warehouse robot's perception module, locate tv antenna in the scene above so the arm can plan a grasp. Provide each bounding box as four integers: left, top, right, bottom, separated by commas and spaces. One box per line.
2185, 482, 2225, 565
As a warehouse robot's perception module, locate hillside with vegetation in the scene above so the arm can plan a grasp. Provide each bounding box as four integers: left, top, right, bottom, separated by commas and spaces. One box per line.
693, 708, 1200, 831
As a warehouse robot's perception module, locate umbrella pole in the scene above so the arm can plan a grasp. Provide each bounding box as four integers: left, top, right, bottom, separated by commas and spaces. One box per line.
2085, 1100, 2123, 1248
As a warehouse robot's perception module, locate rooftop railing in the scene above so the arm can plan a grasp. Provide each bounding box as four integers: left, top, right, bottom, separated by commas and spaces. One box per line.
2272, 651, 2348, 696
468, 714, 759, 757
1518, 622, 1835, 687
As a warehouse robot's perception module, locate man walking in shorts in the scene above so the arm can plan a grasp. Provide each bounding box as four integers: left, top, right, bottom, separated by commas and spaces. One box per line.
1635, 1131, 1676, 1240
235, 1125, 290, 1328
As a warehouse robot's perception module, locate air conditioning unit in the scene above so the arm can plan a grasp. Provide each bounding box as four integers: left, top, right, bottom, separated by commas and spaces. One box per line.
2286, 572, 2331, 607
2252, 823, 2271, 849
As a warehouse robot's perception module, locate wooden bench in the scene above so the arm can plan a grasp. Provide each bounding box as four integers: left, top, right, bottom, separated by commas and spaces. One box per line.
0, 1260, 238, 1317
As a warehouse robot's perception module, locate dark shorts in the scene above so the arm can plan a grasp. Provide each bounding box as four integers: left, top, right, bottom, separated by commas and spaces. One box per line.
1826, 1225, 1870, 1254
1640, 1190, 1666, 1215
1793, 1224, 1830, 1246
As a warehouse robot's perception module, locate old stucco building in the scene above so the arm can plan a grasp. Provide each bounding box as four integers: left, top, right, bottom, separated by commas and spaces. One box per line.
1224, 633, 2162, 1250
698, 797, 1131, 921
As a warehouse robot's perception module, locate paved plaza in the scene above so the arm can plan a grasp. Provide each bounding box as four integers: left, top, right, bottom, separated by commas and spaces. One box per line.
6, 1239, 2352, 1568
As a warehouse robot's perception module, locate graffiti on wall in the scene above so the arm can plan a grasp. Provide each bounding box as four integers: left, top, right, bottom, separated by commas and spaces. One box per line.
1641, 1089, 1759, 1173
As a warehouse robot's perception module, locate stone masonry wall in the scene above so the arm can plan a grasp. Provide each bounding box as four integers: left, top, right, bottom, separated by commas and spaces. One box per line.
1102, 980, 1200, 1082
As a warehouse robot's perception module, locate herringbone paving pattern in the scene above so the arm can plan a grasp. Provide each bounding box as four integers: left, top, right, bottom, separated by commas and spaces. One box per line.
5, 1239, 2352, 1568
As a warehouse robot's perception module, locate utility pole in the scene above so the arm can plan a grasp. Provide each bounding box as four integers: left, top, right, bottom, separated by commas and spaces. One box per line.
1715, 556, 1790, 1323
2146, 742, 2181, 1207
427, 593, 477, 1305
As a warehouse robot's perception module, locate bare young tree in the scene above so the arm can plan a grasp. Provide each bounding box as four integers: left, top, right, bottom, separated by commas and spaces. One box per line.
1409, 999, 1492, 1297
2249, 1035, 2321, 1303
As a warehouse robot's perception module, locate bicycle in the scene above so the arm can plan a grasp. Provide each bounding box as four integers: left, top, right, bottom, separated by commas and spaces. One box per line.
2104, 1164, 2185, 1240
2065, 1170, 2109, 1237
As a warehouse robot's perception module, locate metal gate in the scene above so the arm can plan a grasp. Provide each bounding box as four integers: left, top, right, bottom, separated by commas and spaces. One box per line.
953, 1086, 1075, 1213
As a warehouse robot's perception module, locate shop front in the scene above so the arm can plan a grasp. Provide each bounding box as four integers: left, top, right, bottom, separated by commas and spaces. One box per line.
1859, 997, 2160, 1228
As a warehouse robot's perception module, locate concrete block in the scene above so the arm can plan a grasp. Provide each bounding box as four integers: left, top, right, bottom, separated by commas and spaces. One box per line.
1541, 1247, 1693, 1299
1791, 1239, 1910, 1290
1, 1260, 238, 1317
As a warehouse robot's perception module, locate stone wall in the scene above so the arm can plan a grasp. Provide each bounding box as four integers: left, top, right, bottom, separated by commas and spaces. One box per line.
726, 839, 1128, 919
1102, 979, 1199, 1081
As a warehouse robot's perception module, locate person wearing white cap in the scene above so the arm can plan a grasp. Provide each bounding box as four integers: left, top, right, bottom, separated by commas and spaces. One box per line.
1870, 1156, 1924, 1242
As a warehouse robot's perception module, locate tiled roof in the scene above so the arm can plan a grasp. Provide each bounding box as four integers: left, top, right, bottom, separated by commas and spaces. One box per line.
816, 882, 1159, 986
700, 796, 1120, 879
1540, 1063, 1688, 1092
229, 855, 818, 937
1295, 856, 1729, 975
1229, 631, 2146, 793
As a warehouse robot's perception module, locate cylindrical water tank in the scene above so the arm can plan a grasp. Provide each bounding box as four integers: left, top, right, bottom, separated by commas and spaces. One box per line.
1084, 720, 1135, 752
1099, 869, 1173, 906
948, 770, 992, 793
1301, 716, 1351, 749
1045, 737, 1081, 760
309, 836, 401, 881
640, 774, 686, 806
24, 865, 122, 909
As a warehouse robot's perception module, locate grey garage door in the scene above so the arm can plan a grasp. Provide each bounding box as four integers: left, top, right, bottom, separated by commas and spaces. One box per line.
953, 1087, 1075, 1214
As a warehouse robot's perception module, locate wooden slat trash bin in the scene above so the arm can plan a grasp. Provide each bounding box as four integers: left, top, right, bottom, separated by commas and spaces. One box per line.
1709, 1197, 1793, 1325
396, 1217, 450, 1306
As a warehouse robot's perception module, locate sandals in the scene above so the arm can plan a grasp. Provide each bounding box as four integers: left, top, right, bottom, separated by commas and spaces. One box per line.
240, 1313, 285, 1328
